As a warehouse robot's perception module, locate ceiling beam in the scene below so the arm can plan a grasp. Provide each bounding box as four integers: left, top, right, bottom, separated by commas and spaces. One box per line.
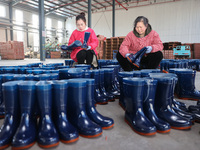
93, 0, 106, 7
45, 0, 87, 15
12, 0, 27, 6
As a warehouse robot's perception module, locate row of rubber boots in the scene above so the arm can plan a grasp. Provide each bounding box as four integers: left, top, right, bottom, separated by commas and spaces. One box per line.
0, 73, 59, 119
122, 73, 193, 136
0, 79, 114, 150
59, 67, 120, 105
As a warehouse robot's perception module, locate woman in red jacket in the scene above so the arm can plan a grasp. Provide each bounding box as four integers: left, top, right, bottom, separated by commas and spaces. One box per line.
117, 16, 163, 71
68, 13, 98, 67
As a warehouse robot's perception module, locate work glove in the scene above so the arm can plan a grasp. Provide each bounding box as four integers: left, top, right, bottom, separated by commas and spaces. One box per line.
86, 46, 91, 50
146, 46, 152, 54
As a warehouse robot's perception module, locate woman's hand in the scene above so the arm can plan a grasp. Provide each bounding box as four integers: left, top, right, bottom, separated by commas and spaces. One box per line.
146, 46, 152, 53
83, 46, 91, 50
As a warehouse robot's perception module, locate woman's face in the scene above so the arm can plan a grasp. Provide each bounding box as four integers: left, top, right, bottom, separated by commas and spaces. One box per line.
135, 21, 147, 36
76, 19, 86, 31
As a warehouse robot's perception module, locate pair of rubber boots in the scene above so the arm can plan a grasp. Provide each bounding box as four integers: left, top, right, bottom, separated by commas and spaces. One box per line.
174, 69, 200, 100
91, 70, 115, 105
36, 81, 79, 148
61, 32, 90, 51
127, 47, 147, 69
103, 68, 120, 98
149, 73, 192, 130
101, 66, 120, 98
151, 72, 194, 122
0, 81, 36, 150
123, 77, 170, 136
67, 79, 114, 138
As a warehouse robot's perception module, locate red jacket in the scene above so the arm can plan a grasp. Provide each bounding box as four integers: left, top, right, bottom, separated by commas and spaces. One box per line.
119, 30, 163, 58
68, 28, 98, 62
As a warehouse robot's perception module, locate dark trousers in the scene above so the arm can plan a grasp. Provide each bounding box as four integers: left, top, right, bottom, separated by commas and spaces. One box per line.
76, 50, 94, 64
116, 51, 163, 71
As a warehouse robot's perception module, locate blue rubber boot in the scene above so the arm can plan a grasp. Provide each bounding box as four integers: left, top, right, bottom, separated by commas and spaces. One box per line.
99, 69, 114, 102
81, 32, 91, 49
59, 68, 70, 80
118, 71, 134, 110
84, 78, 114, 129
0, 81, 22, 149
36, 81, 59, 149
61, 40, 82, 51
91, 70, 108, 104
101, 65, 120, 97
51, 80, 79, 144
143, 78, 171, 133
12, 81, 37, 150
149, 75, 192, 130
123, 78, 156, 136
175, 69, 200, 100
127, 47, 147, 69
0, 74, 15, 119
103, 68, 118, 99
67, 79, 102, 138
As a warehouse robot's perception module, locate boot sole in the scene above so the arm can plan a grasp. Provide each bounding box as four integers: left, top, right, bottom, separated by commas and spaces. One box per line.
38, 141, 59, 149
0, 144, 10, 150
124, 119, 156, 136
102, 123, 114, 130
96, 102, 108, 105
132, 63, 140, 69
12, 142, 36, 150
178, 97, 199, 101
119, 102, 125, 111
0, 115, 5, 119
171, 125, 192, 130
80, 131, 102, 138
127, 57, 133, 64
61, 137, 79, 144
157, 129, 171, 134
108, 99, 115, 102
162, 70, 168, 73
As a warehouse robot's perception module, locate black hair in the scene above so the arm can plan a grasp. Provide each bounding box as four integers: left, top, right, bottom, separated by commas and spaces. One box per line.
134, 16, 149, 28
76, 12, 86, 23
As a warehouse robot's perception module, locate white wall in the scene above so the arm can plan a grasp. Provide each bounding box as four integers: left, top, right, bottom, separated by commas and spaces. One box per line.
67, 0, 200, 43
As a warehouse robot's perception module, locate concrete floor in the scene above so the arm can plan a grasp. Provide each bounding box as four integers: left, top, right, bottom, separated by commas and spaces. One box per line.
0, 59, 200, 150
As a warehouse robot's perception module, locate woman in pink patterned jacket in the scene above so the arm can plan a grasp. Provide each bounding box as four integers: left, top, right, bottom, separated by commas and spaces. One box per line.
117, 16, 163, 71
68, 13, 98, 67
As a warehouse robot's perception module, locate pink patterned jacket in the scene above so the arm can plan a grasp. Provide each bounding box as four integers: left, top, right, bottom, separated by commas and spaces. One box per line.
119, 30, 163, 58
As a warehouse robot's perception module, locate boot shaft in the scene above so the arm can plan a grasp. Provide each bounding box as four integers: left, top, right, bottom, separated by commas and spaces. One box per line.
123, 78, 145, 112
153, 77, 173, 108
143, 79, 157, 104
2, 81, 22, 115
51, 81, 68, 114
175, 70, 196, 91
18, 81, 37, 114
67, 80, 87, 115
36, 81, 52, 115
